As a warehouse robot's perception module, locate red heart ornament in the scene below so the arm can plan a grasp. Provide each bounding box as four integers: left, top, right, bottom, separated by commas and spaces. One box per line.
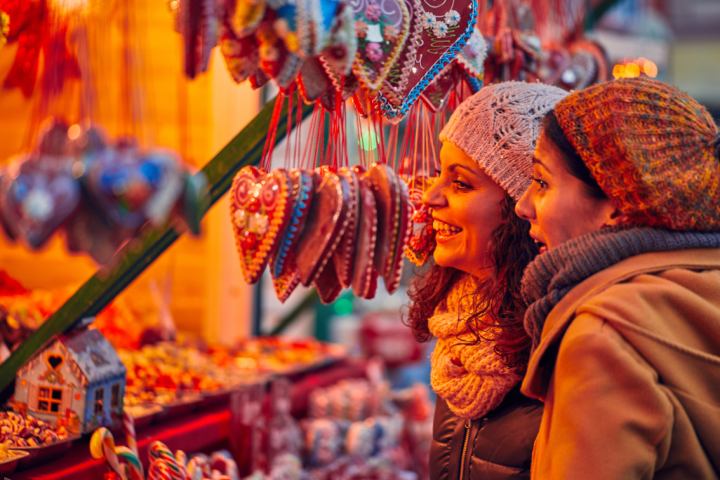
295, 171, 350, 286
332, 167, 360, 288
352, 0, 411, 91
230, 166, 294, 284
419, 62, 458, 112
374, 0, 478, 119
351, 166, 379, 300
270, 253, 302, 303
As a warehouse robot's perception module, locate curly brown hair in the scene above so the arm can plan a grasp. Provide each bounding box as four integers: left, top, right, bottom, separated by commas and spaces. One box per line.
404, 194, 539, 371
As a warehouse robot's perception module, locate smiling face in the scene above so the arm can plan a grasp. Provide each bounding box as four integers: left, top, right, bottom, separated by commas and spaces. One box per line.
422, 143, 507, 276
515, 132, 617, 253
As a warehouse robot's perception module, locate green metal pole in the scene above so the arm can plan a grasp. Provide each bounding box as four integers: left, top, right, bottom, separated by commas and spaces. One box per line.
0, 94, 314, 396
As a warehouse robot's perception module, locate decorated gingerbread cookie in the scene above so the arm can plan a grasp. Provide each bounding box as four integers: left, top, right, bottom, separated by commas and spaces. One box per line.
230, 166, 294, 284
313, 259, 342, 304
351, 166, 379, 299
270, 253, 302, 303
366, 163, 400, 283
384, 175, 412, 294
272, 169, 314, 278
294, 170, 350, 286
332, 167, 359, 288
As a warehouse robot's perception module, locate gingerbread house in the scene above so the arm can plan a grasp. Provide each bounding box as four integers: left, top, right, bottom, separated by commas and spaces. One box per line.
14, 327, 126, 434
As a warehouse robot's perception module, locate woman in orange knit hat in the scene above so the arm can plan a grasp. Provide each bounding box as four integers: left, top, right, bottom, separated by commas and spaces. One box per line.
516, 76, 720, 479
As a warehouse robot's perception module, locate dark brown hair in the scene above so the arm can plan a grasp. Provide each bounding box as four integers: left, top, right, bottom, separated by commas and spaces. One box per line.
404, 195, 539, 371
541, 111, 607, 200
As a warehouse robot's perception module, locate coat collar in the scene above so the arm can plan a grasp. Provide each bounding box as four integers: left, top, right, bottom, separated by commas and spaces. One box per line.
521, 248, 720, 401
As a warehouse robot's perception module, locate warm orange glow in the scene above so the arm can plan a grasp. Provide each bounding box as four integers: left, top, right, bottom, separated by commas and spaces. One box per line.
613, 64, 627, 79
625, 63, 640, 77
67, 124, 81, 140
643, 60, 658, 78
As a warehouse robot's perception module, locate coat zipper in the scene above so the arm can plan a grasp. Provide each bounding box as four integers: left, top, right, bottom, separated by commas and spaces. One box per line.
458, 418, 471, 480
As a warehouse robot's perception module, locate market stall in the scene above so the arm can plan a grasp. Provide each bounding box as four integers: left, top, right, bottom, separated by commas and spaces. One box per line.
0, 0, 624, 477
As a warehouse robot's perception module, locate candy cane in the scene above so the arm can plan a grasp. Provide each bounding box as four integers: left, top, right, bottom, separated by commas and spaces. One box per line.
90, 428, 125, 480
186, 457, 205, 480
148, 459, 173, 480
175, 450, 188, 471
116, 446, 144, 480
123, 411, 138, 457
149, 441, 185, 480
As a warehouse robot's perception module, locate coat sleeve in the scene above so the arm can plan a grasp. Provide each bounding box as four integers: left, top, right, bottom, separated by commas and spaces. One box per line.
532, 313, 674, 480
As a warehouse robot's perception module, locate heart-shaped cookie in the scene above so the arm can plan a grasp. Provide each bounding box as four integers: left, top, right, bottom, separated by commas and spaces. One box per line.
455, 26, 486, 87
366, 163, 400, 283
313, 259, 342, 304
270, 253, 302, 303
321, 3, 358, 82
332, 167, 359, 288
220, 26, 261, 84
1, 154, 81, 249
230, 166, 294, 284
351, 0, 411, 91
419, 62, 457, 112
299, 57, 333, 103
257, 21, 304, 89
380, 0, 422, 108
351, 166, 379, 299
384, 174, 412, 294
375, 0, 478, 119
272, 169, 314, 278
294, 171, 350, 286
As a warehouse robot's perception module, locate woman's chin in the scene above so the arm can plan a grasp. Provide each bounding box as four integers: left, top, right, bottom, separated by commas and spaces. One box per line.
433, 249, 469, 273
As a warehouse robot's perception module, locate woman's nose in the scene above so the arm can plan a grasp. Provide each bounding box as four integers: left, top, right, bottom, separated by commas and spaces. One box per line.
515, 188, 535, 221
422, 178, 447, 210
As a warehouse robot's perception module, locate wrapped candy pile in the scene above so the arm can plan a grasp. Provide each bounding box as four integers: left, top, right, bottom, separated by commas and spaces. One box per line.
0, 411, 71, 447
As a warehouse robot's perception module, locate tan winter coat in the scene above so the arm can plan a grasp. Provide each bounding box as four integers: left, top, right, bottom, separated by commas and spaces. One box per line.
522, 248, 720, 479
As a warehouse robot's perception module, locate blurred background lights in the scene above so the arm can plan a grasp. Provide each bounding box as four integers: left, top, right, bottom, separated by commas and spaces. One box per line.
613, 57, 658, 79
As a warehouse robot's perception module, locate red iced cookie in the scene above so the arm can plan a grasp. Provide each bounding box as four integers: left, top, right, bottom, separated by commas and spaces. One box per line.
230, 166, 294, 284
295, 171, 350, 286
272, 169, 314, 279
351, 167, 379, 300
332, 167, 360, 289
270, 253, 301, 303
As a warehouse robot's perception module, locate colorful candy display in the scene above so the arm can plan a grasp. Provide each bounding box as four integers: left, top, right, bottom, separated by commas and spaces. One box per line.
231, 163, 411, 302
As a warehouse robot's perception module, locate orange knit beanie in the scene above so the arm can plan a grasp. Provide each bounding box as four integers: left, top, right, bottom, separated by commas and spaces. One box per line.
554, 77, 720, 231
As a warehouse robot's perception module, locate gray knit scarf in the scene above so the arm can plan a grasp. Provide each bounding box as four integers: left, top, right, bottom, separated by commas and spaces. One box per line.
522, 226, 720, 352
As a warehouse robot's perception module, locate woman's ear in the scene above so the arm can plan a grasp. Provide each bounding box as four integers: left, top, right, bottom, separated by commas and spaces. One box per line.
603, 204, 627, 228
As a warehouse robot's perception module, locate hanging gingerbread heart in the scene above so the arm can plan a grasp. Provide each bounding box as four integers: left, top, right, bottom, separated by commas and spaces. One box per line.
230, 166, 294, 284
384, 175, 412, 294
270, 253, 302, 303
220, 25, 261, 84
351, 0, 411, 91
272, 169, 314, 279
273, 0, 312, 59
332, 167, 359, 288
0, 154, 81, 250
366, 163, 400, 286
419, 61, 457, 112
294, 171, 350, 286
455, 26, 486, 89
314, 259, 342, 304
299, 57, 334, 103
228, 0, 267, 38
380, 0, 422, 108
308, 0, 341, 55
351, 166, 379, 299
257, 20, 304, 89
375, 0, 478, 119
320, 3, 358, 82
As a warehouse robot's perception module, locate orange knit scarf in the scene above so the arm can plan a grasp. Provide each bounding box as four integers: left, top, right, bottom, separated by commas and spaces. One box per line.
429, 274, 522, 419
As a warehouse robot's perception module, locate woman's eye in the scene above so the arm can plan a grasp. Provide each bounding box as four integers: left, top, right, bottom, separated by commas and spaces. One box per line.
452, 180, 471, 191
533, 178, 547, 189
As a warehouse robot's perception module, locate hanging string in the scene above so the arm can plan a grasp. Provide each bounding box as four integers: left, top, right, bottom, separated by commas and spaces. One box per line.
261, 90, 286, 171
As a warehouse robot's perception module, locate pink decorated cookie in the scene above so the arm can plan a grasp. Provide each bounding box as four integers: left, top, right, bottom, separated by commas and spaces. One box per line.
351, 167, 379, 299
294, 171, 350, 286
230, 166, 294, 284
332, 167, 360, 288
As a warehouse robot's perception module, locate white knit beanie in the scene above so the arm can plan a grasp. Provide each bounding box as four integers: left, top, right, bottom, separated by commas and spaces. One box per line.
440, 81, 568, 200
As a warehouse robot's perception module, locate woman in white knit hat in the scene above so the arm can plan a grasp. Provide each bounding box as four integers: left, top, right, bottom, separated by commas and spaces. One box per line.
404, 82, 567, 480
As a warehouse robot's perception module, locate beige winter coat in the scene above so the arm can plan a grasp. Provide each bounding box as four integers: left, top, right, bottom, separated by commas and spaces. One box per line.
522, 248, 720, 479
